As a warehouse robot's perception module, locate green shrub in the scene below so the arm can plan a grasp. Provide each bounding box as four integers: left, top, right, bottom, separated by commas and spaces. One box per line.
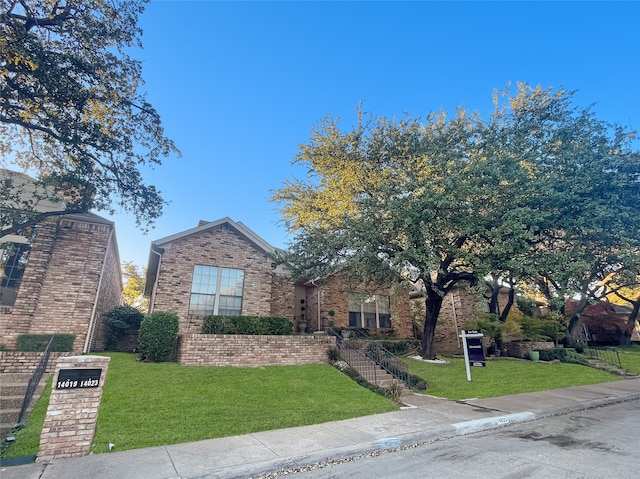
16, 334, 75, 352
201, 315, 292, 335
409, 374, 428, 391
104, 305, 144, 350
376, 339, 421, 356
138, 311, 179, 362
536, 347, 589, 366
537, 347, 568, 362
465, 314, 504, 343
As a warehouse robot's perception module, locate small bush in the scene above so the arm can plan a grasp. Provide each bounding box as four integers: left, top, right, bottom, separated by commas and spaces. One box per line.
536, 347, 589, 366
376, 339, 421, 356
327, 347, 341, 363
201, 315, 292, 335
409, 374, 428, 391
138, 311, 179, 362
384, 381, 404, 404
16, 334, 75, 352
104, 305, 144, 350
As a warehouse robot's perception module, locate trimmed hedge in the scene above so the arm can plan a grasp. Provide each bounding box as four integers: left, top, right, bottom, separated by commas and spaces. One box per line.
138, 311, 179, 362
536, 347, 589, 365
16, 334, 75, 352
202, 315, 293, 335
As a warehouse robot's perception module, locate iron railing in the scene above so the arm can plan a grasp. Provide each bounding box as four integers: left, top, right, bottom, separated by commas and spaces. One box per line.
331, 328, 410, 387
15, 335, 54, 427
584, 346, 622, 369
579, 324, 623, 369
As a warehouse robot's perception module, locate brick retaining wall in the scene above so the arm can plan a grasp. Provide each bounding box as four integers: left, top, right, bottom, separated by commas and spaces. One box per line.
503, 341, 555, 359
0, 351, 72, 373
177, 334, 336, 367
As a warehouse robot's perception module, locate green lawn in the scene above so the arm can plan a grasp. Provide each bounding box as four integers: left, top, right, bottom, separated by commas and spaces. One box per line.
2, 353, 397, 458
3, 348, 632, 460
405, 356, 621, 401
618, 345, 640, 374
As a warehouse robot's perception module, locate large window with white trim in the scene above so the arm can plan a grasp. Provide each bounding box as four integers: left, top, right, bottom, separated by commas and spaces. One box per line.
348, 293, 391, 328
189, 265, 244, 316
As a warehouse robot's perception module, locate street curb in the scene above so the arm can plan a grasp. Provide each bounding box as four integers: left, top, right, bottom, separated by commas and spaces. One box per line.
535, 391, 640, 420
452, 412, 537, 435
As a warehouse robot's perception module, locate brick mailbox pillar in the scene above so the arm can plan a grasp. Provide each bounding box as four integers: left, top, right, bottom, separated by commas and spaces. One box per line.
36, 355, 110, 462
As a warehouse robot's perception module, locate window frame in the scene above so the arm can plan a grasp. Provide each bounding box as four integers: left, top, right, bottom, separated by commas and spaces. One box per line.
188, 265, 245, 316
348, 293, 391, 329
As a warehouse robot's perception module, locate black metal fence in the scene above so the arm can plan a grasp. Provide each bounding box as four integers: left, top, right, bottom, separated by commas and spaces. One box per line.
584, 346, 622, 369
15, 335, 55, 427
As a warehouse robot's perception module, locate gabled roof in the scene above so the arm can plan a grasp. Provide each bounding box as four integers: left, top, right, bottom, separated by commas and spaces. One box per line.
151, 217, 276, 254
144, 217, 277, 297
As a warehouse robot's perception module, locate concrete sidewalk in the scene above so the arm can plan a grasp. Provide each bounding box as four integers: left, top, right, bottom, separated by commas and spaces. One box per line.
3, 378, 639, 479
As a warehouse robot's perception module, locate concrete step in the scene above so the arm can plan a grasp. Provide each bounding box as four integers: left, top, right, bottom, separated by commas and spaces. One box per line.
0, 395, 26, 410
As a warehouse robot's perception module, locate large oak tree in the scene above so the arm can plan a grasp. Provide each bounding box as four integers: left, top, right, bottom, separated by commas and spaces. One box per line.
273, 83, 640, 359
1, 0, 178, 235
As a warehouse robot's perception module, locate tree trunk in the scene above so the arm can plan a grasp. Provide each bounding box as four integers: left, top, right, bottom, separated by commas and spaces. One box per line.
499, 287, 516, 322
486, 281, 500, 315
566, 296, 589, 340
421, 288, 445, 360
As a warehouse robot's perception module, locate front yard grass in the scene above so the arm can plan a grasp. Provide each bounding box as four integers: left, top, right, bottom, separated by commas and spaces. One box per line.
405, 355, 622, 401
2, 352, 397, 458
4, 348, 634, 460
618, 345, 640, 374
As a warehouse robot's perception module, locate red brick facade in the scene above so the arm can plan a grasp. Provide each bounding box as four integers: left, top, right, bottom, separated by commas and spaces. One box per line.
177, 334, 335, 367
0, 213, 122, 353
147, 221, 296, 334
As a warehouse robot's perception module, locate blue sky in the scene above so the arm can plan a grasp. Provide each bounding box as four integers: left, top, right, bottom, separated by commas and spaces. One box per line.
109, 0, 640, 268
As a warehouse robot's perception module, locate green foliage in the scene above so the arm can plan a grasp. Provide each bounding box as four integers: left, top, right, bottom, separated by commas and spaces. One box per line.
121, 262, 149, 312
138, 312, 179, 362
0, 376, 52, 459
405, 356, 619, 401
201, 315, 293, 335
409, 374, 428, 391
517, 315, 566, 343
1, 0, 179, 235
465, 314, 504, 342
536, 348, 589, 365
338, 366, 387, 396
104, 305, 144, 350
375, 339, 421, 356
16, 334, 74, 352
4, 353, 397, 457
272, 83, 640, 358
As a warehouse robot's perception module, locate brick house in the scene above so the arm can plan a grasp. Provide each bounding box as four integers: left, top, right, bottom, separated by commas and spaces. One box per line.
1, 171, 122, 353
143, 218, 416, 339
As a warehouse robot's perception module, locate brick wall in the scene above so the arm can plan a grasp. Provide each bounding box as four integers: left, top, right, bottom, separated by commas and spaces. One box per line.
0, 351, 71, 373
151, 224, 280, 335
304, 276, 414, 335
0, 215, 122, 353
86, 233, 122, 351
176, 334, 336, 367
433, 287, 522, 355
37, 355, 110, 461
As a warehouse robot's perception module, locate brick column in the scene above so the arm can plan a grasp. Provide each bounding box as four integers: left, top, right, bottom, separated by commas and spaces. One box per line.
36, 355, 110, 462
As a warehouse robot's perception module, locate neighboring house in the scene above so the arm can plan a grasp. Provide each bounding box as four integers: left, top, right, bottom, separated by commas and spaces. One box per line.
143, 218, 416, 339
567, 300, 637, 346
0, 169, 122, 353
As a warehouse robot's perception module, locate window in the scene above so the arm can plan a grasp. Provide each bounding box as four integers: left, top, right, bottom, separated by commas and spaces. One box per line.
189, 265, 244, 316
348, 294, 391, 328
1, 242, 31, 308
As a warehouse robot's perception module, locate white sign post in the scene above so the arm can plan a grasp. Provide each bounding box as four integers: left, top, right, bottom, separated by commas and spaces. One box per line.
460, 330, 485, 382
